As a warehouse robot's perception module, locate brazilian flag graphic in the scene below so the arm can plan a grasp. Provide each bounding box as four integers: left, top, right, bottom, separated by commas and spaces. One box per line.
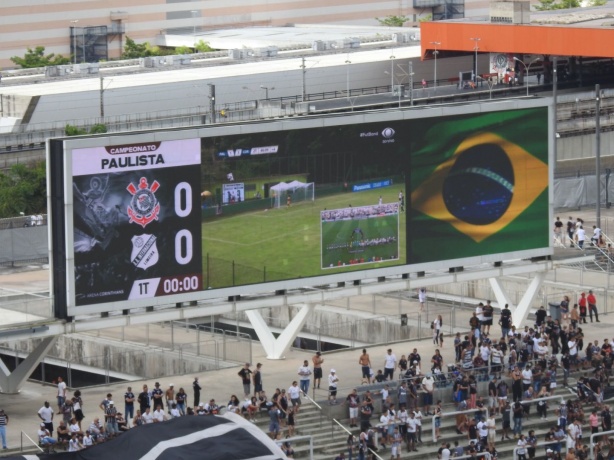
409, 107, 549, 263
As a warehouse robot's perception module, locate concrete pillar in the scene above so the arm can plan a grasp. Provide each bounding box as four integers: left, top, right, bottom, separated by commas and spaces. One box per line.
489, 272, 545, 328
245, 303, 314, 359
0, 336, 57, 394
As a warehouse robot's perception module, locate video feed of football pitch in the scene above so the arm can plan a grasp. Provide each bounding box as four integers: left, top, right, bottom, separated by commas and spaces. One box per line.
199, 124, 407, 289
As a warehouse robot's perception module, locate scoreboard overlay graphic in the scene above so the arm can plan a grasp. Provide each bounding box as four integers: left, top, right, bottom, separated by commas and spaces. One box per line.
70, 139, 202, 306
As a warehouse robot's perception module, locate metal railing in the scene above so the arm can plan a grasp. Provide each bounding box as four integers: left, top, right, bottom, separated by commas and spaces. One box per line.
274, 435, 314, 459
590, 428, 614, 460
513, 439, 566, 460
20, 431, 43, 453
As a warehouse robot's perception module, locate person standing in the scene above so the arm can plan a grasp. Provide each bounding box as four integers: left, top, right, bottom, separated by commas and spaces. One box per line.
253, 363, 264, 396
57, 377, 67, 412
151, 383, 164, 411
328, 369, 339, 405
346, 389, 360, 428
383, 349, 397, 380
587, 290, 600, 322
193, 377, 202, 407
138, 384, 150, 414
554, 217, 564, 246
0, 409, 8, 449
124, 386, 135, 427
238, 363, 252, 398
358, 349, 371, 384
567, 217, 575, 247
579, 293, 588, 324
164, 384, 175, 413
576, 225, 586, 249
297, 360, 312, 396
38, 401, 54, 435
312, 351, 324, 389
418, 288, 426, 312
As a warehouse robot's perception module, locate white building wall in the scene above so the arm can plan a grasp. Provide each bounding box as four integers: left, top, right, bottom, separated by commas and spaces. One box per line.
1, 0, 491, 69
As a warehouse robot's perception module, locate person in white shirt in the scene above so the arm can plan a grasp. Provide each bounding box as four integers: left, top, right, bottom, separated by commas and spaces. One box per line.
384, 349, 397, 380
576, 225, 586, 249
68, 433, 83, 452
82, 431, 93, 447
391, 426, 403, 460
153, 406, 166, 422
567, 419, 581, 450
421, 375, 434, 415
476, 304, 485, 323
288, 381, 302, 415
328, 370, 339, 405
592, 226, 602, 246
406, 412, 417, 452
521, 366, 533, 392
378, 412, 390, 448
169, 403, 181, 418
516, 434, 527, 460
485, 412, 497, 448
297, 360, 312, 396
142, 407, 154, 424
418, 288, 426, 311
413, 410, 423, 443
477, 419, 488, 444
441, 443, 451, 460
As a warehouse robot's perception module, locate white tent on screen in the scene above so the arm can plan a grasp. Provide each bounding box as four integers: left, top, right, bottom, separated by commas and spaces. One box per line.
271, 180, 314, 208
9, 413, 287, 460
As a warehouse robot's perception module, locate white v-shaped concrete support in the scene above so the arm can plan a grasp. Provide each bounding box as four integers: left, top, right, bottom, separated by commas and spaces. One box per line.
245, 304, 314, 360
489, 272, 546, 329
0, 336, 57, 394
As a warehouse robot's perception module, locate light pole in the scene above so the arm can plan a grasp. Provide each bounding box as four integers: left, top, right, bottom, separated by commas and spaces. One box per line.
430, 41, 440, 92
70, 20, 79, 64
513, 57, 539, 96
470, 37, 480, 83
260, 85, 275, 100
389, 52, 395, 91
345, 56, 351, 100
191, 10, 198, 39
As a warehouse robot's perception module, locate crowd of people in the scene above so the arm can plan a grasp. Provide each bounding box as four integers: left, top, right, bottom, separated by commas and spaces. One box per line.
333, 294, 614, 460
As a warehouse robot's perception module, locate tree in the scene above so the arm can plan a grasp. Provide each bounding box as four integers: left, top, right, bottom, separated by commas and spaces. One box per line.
121, 37, 154, 59
375, 15, 409, 27
0, 162, 47, 217
194, 40, 214, 53
533, 0, 604, 10
10, 46, 70, 68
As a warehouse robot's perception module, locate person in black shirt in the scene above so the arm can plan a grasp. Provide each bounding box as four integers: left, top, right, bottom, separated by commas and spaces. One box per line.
193, 377, 202, 407
602, 406, 612, 431
124, 387, 135, 424
151, 382, 164, 410
535, 306, 547, 328
137, 384, 150, 414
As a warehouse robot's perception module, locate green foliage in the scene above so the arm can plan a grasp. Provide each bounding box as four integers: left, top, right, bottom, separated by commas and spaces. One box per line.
534, 0, 579, 9
0, 162, 47, 217
10, 46, 70, 69
375, 15, 409, 27
65, 123, 107, 136
89, 124, 108, 134
194, 40, 214, 52
65, 124, 87, 136
121, 37, 154, 59
418, 14, 433, 22
175, 46, 194, 55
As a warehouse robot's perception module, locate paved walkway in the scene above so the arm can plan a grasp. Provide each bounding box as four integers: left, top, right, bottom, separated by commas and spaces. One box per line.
1, 207, 614, 456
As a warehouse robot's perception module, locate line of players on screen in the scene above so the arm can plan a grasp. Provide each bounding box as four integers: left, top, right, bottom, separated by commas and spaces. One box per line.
326, 236, 398, 251
329, 255, 398, 267
321, 203, 399, 222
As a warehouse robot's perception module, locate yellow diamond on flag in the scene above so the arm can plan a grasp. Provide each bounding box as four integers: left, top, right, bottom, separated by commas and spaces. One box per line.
411, 132, 548, 243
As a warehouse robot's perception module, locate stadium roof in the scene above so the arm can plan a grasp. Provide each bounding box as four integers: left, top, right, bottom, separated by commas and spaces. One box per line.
421, 3, 614, 58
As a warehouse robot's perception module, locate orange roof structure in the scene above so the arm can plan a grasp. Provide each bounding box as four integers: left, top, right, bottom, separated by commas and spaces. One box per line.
421, 8, 614, 59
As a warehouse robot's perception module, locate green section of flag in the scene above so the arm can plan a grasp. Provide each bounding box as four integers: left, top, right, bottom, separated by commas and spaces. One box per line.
409, 107, 549, 263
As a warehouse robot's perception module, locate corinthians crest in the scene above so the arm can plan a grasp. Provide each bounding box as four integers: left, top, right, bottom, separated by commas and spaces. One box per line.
127, 177, 160, 227
131, 234, 159, 269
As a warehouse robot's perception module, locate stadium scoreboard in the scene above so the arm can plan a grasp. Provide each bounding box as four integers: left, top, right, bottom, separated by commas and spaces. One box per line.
48, 99, 552, 318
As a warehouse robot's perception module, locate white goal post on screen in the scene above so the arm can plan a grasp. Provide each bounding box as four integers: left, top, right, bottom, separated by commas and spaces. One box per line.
272, 180, 315, 208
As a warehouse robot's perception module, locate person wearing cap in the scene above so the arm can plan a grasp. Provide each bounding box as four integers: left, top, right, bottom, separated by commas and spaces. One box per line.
105, 400, 119, 437
151, 382, 164, 411
38, 422, 57, 453
328, 369, 339, 405
587, 290, 600, 322
312, 351, 324, 389
238, 363, 252, 398
165, 384, 175, 413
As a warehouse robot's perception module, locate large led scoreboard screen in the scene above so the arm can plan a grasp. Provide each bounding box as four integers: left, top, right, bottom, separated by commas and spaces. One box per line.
49, 101, 551, 315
